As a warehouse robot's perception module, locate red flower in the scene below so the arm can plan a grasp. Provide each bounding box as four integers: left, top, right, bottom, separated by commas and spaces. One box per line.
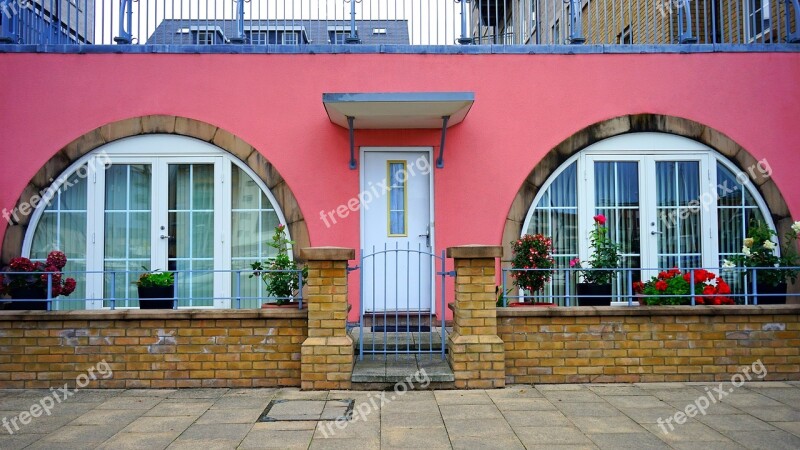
655, 280, 668, 291
9, 257, 35, 272
632, 281, 644, 294
62, 278, 77, 296
696, 297, 705, 305
702, 285, 716, 296
716, 278, 731, 295
45, 251, 68, 270
593, 214, 607, 225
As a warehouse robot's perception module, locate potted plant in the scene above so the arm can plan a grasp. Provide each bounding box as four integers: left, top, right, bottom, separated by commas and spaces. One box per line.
633, 268, 734, 305
136, 268, 175, 309
570, 214, 621, 306
726, 220, 800, 304
250, 224, 307, 308
509, 234, 556, 305
0, 251, 77, 310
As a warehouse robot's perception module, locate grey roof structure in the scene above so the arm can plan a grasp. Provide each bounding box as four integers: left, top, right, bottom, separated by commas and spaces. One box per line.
146, 19, 410, 45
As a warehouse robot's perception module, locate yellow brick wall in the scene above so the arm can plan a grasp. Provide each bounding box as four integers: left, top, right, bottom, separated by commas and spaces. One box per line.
499, 307, 800, 384
0, 311, 307, 389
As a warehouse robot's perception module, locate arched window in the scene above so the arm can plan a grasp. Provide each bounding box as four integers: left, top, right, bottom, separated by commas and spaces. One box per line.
23, 135, 287, 309
523, 133, 772, 302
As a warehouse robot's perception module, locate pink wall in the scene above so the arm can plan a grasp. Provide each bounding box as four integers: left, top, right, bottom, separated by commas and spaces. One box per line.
2, 52, 800, 318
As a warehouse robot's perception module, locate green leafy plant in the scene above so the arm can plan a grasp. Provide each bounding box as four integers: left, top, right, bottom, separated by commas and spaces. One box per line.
510, 234, 555, 295
632, 268, 734, 305
136, 268, 174, 288
726, 220, 800, 287
569, 214, 621, 285
250, 224, 308, 305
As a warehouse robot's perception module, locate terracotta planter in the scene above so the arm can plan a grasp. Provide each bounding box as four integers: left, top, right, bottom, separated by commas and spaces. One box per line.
137, 285, 175, 309
261, 302, 307, 309
4, 286, 48, 310
754, 282, 787, 305
576, 283, 612, 306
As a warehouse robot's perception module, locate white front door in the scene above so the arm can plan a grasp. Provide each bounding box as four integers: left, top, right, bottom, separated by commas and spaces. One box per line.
361, 148, 433, 312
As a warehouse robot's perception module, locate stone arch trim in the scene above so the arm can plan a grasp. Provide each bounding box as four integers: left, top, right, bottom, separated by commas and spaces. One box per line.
1, 115, 310, 263
501, 114, 792, 261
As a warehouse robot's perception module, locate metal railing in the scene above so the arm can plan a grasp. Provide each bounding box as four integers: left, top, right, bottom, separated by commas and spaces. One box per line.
1, 0, 796, 47
0, 268, 304, 310
500, 265, 800, 306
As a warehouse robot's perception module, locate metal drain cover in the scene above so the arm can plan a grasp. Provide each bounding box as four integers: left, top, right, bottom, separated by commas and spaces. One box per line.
258, 399, 355, 422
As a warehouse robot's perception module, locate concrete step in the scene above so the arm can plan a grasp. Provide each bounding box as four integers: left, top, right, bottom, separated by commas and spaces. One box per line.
351, 354, 455, 387
349, 328, 446, 353
361, 311, 436, 328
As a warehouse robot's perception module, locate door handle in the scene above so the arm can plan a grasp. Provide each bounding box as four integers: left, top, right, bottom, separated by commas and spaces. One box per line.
160, 234, 173, 240
650, 230, 663, 235
419, 225, 431, 247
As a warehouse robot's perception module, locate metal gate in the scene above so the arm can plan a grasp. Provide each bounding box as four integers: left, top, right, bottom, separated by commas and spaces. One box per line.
355, 243, 452, 360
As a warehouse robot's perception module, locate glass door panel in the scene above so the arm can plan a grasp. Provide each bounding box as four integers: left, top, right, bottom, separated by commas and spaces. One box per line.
103, 164, 152, 308
592, 161, 642, 297
654, 161, 702, 269
168, 164, 215, 307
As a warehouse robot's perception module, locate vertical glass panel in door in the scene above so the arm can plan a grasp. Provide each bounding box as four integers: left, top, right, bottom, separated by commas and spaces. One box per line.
593, 161, 641, 297
104, 164, 152, 308
655, 161, 702, 269
231, 165, 281, 308
30, 167, 89, 310
169, 164, 214, 307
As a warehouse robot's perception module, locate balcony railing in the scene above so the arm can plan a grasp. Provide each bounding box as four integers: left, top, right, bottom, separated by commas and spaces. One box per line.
0, 268, 305, 310
500, 266, 800, 306
0, 0, 797, 48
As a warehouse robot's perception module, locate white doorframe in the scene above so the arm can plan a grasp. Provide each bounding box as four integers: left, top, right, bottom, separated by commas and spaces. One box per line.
359, 147, 436, 313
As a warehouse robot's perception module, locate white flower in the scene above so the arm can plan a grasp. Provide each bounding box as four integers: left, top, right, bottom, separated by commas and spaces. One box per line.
703, 278, 718, 287
763, 240, 777, 251
792, 221, 800, 235
743, 238, 754, 248
722, 259, 736, 269
742, 246, 751, 256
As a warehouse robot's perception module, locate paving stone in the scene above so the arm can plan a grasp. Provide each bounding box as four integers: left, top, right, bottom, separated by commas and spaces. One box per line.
238, 428, 315, 449
745, 388, 800, 406
380, 426, 451, 449
669, 441, 747, 450
0, 432, 46, 450
309, 437, 381, 449
264, 400, 326, 421
167, 389, 229, 399
720, 392, 785, 408
636, 382, 689, 389
439, 404, 503, 420
586, 432, 672, 449
493, 397, 557, 411
722, 429, 800, 450
648, 388, 707, 401
178, 423, 252, 441
209, 396, 271, 409
662, 399, 743, 415
1, 413, 83, 434
96, 431, 179, 450
503, 410, 572, 428
223, 388, 277, 398
772, 421, 800, 436
71, 409, 145, 426
144, 401, 213, 417
381, 398, 441, 415
617, 407, 691, 424
555, 401, 624, 417
514, 426, 595, 446
433, 390, 493, 405
252, 421, 318, 431
121, 415, 197, 434
443, 418, 514, 437
35, 424, 125, 443
95, 396, 162, 410
273, 389, 329, 400
26, 440, 106, 450
524, 446, 598, 450
541, 390, 607, 403
380, 411, 444, 428
604, 395, 669, 409
644, 422, 730, 442
450, 434, 526, 450
588, 385, 649, 396
119, 389, 177, 397
313, 417, 380, 440
536, 384, 587, 391
571, 416, 646, 434
697, 414, 776, 431
486, 386, 544, 398
167, 438, 242, 450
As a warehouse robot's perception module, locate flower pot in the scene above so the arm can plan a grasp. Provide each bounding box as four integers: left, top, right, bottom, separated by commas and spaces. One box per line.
507, 302, 557, 307
576, 283, 612, 306
261, 302, 307, 309
4, 286, 48, 310
754, 282, 787, 305
137, 286, 175, 309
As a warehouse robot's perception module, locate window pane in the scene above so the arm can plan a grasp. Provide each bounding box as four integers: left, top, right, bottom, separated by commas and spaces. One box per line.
388, 162, 406, 235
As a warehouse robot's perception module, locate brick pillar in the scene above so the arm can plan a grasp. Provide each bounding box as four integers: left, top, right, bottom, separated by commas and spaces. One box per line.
446, 245, 505, 389
298, 247, 355, 390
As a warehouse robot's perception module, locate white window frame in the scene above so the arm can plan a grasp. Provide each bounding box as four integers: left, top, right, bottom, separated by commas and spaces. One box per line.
22, 135, 288, 310
745, 0, 772, 42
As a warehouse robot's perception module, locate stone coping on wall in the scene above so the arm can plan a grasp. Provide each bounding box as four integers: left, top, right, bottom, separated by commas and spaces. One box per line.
0, 308, 308, 321
497, 305, 800, 317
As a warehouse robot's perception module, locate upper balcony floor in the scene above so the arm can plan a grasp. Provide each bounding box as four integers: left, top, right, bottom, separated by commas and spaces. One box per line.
0, 0, 798, 53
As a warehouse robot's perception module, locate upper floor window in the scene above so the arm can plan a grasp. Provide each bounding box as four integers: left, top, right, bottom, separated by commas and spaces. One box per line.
195, 31, 217, 45
249, 32, 268, 45
329, 30, 350, 44
746, 0, 771, 41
